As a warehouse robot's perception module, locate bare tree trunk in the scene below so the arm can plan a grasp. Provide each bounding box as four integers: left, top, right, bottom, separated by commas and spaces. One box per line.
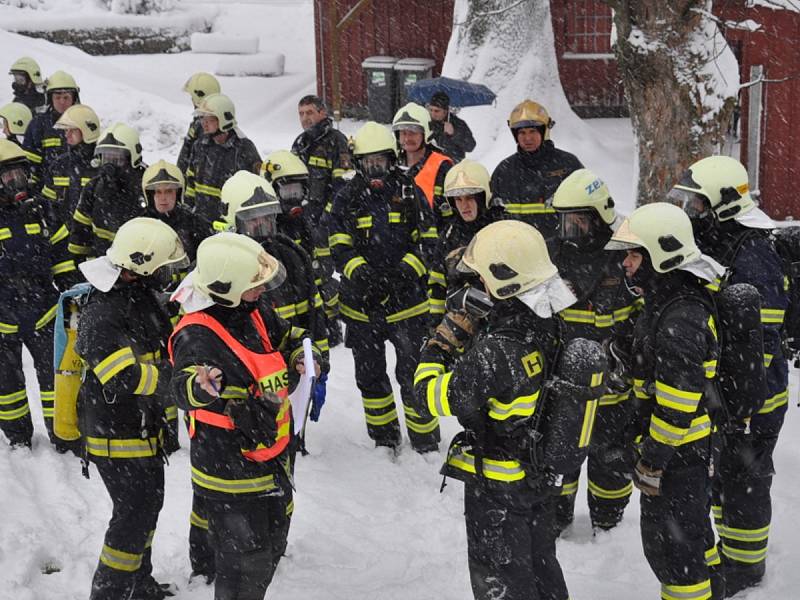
605, 0, 738, 204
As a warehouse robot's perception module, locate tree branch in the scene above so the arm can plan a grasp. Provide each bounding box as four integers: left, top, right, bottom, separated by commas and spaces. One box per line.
454, 0, 531, 27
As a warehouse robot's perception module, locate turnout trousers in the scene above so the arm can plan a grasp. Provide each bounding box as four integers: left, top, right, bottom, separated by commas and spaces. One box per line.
465, 482, 569, 600
640, 460, 723, 600
90, 456, 165, 600
345, 314, 439, 451
0, 319, 56, 446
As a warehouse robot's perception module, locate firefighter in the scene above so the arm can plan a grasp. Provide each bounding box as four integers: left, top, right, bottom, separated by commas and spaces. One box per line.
491, 100, 583, 246
392, 101, 453, 247
0, 139, 78, 449
290, 95, 351, 345
169, 232, 317, 600
670, 155, 788, 596
262, 149, 339, 343
23, 70, 80, 188
143, 159, 212, 262
606, 202, 725, 600
413, 220, 580, 600
550, 168, 638, 533
177, 72, 221, 174
68, 122, 146, 260
8, 56, 45, 113
427, 159, 503, 319
329, 121, 438, 453
76, 217, 187, 600
185, 93, 261, 224
40, 103, 101, 239
0, 102, 33, 147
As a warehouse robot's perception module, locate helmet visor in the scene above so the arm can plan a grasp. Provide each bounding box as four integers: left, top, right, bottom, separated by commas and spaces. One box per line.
247, 258, 287, 294
357, 153, 392, 180
559, 209, 601, 242
96, 146, 130, 168
150, 255, 191, 293
667, 187, 712, 220
0, 163, 28, 199
275, 180, 307, 204
11, 72, 28, 86
236, 205, 279, 240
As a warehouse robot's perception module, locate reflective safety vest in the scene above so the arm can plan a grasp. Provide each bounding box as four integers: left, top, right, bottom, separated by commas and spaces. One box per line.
169, 309, 292, 463
414, 151, 452, 209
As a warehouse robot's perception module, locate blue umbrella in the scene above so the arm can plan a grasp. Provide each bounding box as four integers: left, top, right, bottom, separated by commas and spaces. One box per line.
407, 76, 496, 108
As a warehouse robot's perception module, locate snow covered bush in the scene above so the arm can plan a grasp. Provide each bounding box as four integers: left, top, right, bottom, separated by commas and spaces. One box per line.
105, 0, 175, 13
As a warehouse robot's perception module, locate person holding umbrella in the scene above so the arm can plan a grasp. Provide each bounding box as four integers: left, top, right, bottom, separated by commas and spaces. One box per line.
427, 91, 476, 163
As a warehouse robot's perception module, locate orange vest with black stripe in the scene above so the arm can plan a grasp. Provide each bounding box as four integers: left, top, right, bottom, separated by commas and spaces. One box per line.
415, 151, 452, 209
168, 310, 292, 463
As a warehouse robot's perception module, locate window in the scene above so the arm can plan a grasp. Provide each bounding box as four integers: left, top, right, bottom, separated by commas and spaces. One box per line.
564, 0, 613, 56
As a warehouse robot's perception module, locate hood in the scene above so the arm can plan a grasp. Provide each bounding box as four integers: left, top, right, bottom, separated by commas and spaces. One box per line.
517, 274, 577, 319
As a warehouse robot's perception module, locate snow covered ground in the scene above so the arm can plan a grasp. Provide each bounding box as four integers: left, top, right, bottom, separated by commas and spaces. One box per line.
1, 1, 798, 599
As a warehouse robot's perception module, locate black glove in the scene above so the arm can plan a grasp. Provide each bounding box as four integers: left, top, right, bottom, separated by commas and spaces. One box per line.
597, 444, 639, 477
604, 339, 631, 394
225, 395, 279, 447
632, 459, 663, 496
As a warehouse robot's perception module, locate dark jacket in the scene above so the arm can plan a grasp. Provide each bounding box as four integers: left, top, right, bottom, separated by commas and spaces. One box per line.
169, 303, 304, 500
430, 112, 476, 162
39, 141, 98, 235
291, 117, 351, 227
76, 281, 174, 461
68, 165, 146, 260
490, 141, 583, 242
144, 202, 212, 263
402, 146, 453, 238
630, 269, 718, 472
329, 171, 431, 324
13, 88, 46, 113
185, 130, 261, 224
23, 107, 67, 188
177, 117, 204, 174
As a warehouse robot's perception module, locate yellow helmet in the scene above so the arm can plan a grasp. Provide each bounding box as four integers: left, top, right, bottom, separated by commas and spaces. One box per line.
261, 150, 309, 181
459, 220, 558, 299
54, 104, 101, 144
0, 138, 27, 164
606, 202, 700, 273
9, 56, 43, 86
106, 217, 187, 276
669, 155, 755, 222
95, 123, 142, 168
552, 168, 616, 225
183, 72, 221, 108
220, 170, 281, 238
0, 139, 29, 201
142, 159, 185, 197
392, 102, 431, 142
46, 70, 80, 94
350, 121, 397, 180
194, 93, 237, 132
508, 100, 553, 140
193, 232, 286, 307
0, 102, 33, 136
443, 159, 491, 206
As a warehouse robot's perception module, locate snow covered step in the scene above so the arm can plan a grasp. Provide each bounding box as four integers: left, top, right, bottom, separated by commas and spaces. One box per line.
215, 53, 286, 77
191, 32, 259, 54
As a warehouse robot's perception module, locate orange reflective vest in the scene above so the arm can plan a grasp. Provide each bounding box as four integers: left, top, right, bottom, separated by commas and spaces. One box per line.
168, 309, 292, 463
414, 151, 452, 209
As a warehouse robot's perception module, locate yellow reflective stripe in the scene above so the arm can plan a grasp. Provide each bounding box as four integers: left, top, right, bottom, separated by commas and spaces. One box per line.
703, 360, 717, 379
191, 466, 278, 494
587, 479, 633, 500
42, 186, 57, 200
212, 220, 228, 232
42, 137, 61, 148
427, 372, 453, 417
0, 390, 26, 405
613, 305, 635, 322
85, 436, 159, 458
599, 392, 628, 406
73, 209, 93, 226
0, 321, 20, 334
487, 391, 539, 421
760, 308, 785, 324
578, 399, 598, 447
705, 546, 721, 567
52, 259, 76, 275
308, 156, 332, 169
52, 176, 70, 186
92, 223, 116, 241
0, 227, 11, 241
185, 187, 196, 198
24, 223, 41, 235
190, 511, 209, 530
428, 298, 446, 314
591, 372, 604, 387
81, 177, 92, 187
314, 246, 332, 257
362, 394, 394, 409
365, 410, 398, 426
339, 302, 370, 322
274, 304, 297, 319
420, 228, 438, 239
559, 308, 615, 328
329, 232, 353, 247
0, 404, 30, 420
68, 242, 92, 255
661, 579, 712, 600
655, 381, 702, 413
705, 278, 721, 293
136, 349, 162, 364
50, 224, 69, 244
294, 299, 310, 315
403, 405, 440, 434
343, 256, 367, 279
758, 389, 788, 414
25, 150, 42, 164
763, 353, 773, 368
195, 183, 222, 198
503, 202, 554, 215
388, 211, 402, 224
447, 449, 525, 482
720, 543, 767, 565
99, 544, 142, 572
649, 414, 711, 446
386, 300, 429, 323
560, 479, 579, 496
164, 404, 178, 420
428, 270, 446, 287
332, 168, 346, 178
133, 364, 159, 395
35, 304, 58, 329
413, 362, 445, 386
356, 216, 373, 229
401, 252, 426, 277
719, 524, 770, 542
93, 347, 137, 384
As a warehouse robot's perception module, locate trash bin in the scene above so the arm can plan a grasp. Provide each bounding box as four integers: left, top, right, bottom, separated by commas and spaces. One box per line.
394, 58, 437, 106
362, 56, 399, 123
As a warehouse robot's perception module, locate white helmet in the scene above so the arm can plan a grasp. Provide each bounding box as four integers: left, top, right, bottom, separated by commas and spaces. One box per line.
669, 155, 755, 222
0, 102, 33, 137
220, 170, 281, 240
106, 217, 187, 276
392, 102, 432, 143
193, 232, 286, 307
95, 122, 142, 168
54, 104, 101, 144
194, 93, 237, 132
183, 72, 221, 108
